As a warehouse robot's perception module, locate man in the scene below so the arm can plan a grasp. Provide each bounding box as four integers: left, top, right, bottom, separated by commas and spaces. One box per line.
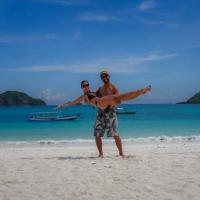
94, 70, 124, 158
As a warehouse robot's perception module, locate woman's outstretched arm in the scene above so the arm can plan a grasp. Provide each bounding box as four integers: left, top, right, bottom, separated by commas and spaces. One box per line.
55, 95, 84, 109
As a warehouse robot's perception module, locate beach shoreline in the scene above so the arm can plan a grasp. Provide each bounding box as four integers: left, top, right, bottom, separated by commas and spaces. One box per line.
0, 141, 200, 200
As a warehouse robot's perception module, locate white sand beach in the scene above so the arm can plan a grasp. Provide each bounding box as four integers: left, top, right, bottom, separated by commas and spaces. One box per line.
0, 141, 200, 200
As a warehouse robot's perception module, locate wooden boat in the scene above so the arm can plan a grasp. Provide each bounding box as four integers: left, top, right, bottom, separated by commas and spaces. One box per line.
28, 112, 80, 121
116, 111, 136, 115
116, 107, 136, 115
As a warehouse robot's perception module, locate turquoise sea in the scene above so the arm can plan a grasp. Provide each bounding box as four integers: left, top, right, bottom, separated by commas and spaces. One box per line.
0, 104, 200, 143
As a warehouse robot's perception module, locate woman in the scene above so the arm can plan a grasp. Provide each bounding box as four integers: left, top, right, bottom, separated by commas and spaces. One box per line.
56, 80, 151, 110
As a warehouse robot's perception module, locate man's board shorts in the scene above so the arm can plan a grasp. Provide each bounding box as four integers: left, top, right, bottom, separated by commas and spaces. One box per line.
94, 107, 119, 137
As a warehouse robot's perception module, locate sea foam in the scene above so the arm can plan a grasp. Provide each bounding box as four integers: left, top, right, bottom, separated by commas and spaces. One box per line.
0, 135, 200, 147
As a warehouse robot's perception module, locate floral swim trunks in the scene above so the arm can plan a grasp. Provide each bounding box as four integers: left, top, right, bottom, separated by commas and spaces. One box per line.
94, 107, 119, 137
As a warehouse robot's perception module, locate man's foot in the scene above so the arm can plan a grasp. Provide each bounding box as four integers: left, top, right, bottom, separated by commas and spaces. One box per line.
119, 153, 126, 158
98, 154, 104, 158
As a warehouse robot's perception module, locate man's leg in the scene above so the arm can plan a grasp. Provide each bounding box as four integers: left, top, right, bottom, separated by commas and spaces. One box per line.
106, 108, 125, 157
94, 110, 105, 158
113, 135, 124, 157
95, 136, 103, 158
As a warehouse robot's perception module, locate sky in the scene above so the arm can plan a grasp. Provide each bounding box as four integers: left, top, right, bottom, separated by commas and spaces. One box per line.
0, 0, 200, 104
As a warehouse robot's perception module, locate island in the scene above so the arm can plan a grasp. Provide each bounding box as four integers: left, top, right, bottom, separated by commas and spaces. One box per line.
0, 91, 46, 106
177, 91, 200, 104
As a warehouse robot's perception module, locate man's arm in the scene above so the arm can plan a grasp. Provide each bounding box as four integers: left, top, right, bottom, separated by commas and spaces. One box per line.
112, 84, 120, 95
95, 87, 102, 97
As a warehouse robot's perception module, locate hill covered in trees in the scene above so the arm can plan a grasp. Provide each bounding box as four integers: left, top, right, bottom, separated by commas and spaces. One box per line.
177, 91, 200, 104
0, 91, 46, 106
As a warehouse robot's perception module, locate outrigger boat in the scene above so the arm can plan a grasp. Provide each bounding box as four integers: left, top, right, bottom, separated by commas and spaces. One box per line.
28, 112, 80, 121
116, 107, 136, 115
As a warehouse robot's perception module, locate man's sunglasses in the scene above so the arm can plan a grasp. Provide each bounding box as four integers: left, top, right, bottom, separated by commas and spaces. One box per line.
101, 74, 108, 79
82, 84, 89, 88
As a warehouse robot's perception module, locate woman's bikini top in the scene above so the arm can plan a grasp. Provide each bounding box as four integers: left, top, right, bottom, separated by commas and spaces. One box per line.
86, 92, 111, 110
86, 92, 98, 106
86, 92, 96, 101
86, 92, 110, 112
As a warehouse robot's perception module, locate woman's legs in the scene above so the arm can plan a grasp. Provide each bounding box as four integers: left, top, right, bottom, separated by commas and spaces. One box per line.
97, 86, 150, 109
114, 86, 151, 102
116, 90, 142, 101
96, 91, 141, 109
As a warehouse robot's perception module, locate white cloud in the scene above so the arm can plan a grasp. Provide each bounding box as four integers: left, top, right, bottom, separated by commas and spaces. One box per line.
0, 34, 58, 43
0, 31, 83, 44
40, 89, 67, 104
78, 12, 121, 22
161, 43, 200, 53
9, 66, 69, 72
33, 0, 91, 6
133, 15, 180, 28
125, 53, 177, 65
137, 0, 157, 11
7, 52, 178, 73
135, 1, 182, 29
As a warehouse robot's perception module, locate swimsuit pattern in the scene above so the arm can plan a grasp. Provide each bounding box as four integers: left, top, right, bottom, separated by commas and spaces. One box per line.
94, 107, 119, 137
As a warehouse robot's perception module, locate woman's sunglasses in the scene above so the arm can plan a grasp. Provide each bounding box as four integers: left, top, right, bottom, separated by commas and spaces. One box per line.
82, 84, 89, 88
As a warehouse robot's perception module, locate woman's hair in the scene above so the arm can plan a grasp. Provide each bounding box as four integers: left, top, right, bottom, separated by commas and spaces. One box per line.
81, 80, 89, 88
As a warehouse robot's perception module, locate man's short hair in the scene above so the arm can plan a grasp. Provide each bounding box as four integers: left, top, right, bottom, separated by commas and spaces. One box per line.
100, 70, 109, 77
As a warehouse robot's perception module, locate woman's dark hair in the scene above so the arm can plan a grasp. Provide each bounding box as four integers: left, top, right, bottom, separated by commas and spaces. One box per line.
81, 80, 89, 88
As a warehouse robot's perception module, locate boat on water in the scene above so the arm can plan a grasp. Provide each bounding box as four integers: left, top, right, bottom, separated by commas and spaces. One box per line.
116, 107, 136, 115
28, 112, 80, 121
116, 111, 136, 115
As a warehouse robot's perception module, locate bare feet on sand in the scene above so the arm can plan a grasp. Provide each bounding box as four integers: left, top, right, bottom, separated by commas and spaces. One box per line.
120, 154, 127, 158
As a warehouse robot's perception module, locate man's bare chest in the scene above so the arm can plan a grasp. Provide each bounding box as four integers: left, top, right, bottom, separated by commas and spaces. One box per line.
100, 87, 115, 96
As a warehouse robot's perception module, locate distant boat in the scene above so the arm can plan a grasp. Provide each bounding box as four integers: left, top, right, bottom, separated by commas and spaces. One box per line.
116, 107, 136, 115
116, 111, 136, 115
117, 107, 127, 110
28, 112, 80, 121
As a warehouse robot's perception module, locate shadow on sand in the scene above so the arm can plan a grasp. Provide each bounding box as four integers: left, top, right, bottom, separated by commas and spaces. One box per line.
22, 155, 137, 160
57, 156, 98, 160
51, 155, 135, 160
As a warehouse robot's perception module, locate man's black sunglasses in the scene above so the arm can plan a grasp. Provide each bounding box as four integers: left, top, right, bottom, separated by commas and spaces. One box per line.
101, 74, 108, 79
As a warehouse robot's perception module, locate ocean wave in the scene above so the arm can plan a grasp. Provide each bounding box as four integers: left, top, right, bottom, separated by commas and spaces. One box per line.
0, 135, 200, 146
